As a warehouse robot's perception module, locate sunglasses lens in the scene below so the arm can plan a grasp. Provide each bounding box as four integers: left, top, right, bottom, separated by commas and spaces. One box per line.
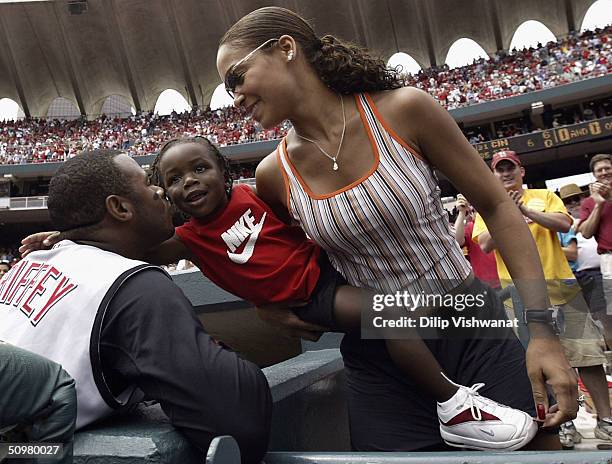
225, 71, 243, 98
225, 79, 235, 98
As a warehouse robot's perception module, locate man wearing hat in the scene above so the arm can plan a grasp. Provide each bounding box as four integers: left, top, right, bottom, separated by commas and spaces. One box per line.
473, 150, 577, 318
472, 152, 611, 444
558, 184, 604, 315
558, 182, 612, 444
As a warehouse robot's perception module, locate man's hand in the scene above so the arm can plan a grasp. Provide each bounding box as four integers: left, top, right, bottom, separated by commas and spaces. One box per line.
590, 182, 609, 205
508, 190, 524, 210
508, 190, 533, 224
256, 304, 328, 341
19, 231, 61, 258
526, 336, 578, 428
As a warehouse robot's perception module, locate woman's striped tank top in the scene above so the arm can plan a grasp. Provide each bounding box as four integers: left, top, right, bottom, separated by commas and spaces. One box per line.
277, 93, 471, 295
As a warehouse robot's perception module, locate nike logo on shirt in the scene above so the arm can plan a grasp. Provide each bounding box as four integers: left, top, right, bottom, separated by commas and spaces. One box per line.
221, 209, 267, 264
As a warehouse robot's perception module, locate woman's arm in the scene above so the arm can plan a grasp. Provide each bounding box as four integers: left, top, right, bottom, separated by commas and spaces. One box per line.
386, 87, 577, 427
390, 88, 548, 308
255, 152, 292, 223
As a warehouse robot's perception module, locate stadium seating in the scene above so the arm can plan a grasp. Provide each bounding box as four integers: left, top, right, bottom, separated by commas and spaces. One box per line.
407, 26, 611, 109
0, 26, 609, 167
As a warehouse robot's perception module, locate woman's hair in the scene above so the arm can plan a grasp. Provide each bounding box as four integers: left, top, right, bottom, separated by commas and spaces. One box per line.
220, 6, 405, 94
149, 137, 233, 199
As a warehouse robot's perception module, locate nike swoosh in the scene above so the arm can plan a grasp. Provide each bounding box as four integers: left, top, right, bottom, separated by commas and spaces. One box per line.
480, 428, 495, 437
227, 212, 267, 264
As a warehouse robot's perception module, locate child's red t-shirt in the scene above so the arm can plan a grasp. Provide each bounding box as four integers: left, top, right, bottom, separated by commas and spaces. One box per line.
176, 184, 321, 305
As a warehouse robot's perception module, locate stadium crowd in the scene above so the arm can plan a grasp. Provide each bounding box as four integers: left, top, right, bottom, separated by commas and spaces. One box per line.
0, 106, 290, 165
408, 26, 612, 108
0, 27, 610, 166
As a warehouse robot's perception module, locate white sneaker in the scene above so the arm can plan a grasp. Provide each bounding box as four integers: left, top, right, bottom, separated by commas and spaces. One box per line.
559, 421, 582, 449
594, 417, 612, 441
437, 374, 538, 451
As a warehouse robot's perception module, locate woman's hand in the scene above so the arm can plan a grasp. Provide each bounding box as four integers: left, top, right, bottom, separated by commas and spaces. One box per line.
19, 231, 60, 258
526, 335, 578, 428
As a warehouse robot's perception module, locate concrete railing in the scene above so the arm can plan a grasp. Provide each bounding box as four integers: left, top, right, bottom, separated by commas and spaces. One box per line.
72, 347, 612, 464
73, 349, 348, 463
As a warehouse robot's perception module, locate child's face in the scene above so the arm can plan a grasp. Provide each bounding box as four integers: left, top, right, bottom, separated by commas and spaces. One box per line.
159, 143, 229, 219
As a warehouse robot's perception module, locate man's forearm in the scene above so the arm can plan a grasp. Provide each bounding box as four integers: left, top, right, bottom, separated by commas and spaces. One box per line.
454, 211, 466, 246
579, 204, 603, 238
522, 208, 571, 232
479, 199, 549, 310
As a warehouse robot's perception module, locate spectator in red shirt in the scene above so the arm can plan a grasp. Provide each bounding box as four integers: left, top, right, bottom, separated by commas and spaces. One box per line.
578, 154, 612, 385
453, 194, 500, 289
579, 153, 612, 320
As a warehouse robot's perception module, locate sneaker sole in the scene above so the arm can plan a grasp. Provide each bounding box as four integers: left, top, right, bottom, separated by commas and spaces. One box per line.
440, 419, 538, 451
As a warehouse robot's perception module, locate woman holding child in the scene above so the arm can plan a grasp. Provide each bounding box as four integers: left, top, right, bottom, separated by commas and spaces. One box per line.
216, 6, 577, 451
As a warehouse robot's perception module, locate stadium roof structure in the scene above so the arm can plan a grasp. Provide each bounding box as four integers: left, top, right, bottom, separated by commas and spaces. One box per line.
0, 0, 599, 117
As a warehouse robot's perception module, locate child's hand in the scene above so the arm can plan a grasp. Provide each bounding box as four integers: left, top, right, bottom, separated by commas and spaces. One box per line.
19, 231, 61, 258
256, 303, 327, 341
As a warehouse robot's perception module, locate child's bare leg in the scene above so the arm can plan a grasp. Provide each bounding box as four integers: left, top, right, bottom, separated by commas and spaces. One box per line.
333, 285, 458, 402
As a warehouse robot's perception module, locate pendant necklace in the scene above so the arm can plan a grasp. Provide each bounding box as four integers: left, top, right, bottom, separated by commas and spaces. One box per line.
295, 94, 346, 171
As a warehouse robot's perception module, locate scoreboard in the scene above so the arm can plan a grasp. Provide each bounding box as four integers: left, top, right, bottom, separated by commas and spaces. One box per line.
473, 116, 612, 160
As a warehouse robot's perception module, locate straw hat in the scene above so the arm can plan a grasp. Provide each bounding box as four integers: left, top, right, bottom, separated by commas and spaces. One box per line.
559, 183, 583, 200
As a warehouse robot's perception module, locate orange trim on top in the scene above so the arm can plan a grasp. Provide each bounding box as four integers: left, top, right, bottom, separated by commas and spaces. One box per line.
363, 93, 426, 163
275, 140, 292, 210
280, 97, 380, 200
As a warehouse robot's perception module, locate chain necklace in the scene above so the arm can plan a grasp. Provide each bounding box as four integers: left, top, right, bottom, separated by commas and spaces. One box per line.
295, 94, 346, 171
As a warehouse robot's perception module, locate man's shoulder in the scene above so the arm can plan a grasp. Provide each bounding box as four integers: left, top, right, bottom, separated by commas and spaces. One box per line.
118, 266, 173, 293
104, 267, 185, 322
107, 266, 174, 304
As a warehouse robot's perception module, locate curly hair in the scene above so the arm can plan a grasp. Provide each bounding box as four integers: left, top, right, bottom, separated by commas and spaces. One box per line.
149, 137, 233, 199
48, 150, 133, 232
219, 6, 405, 95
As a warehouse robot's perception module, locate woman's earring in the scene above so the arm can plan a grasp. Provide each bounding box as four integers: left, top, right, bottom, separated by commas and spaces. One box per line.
287, 51, 294, 61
